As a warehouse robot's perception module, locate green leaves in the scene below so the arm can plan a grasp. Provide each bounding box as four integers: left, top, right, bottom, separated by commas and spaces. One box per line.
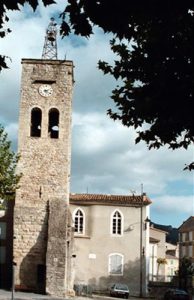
184, 162, 194, 171
63, 0, 93, 37
42, 0, 56, 7
98, 60, 112, 75
179, 256, 194, 277
0, 55, 9, 71
0, 0, 56, 72
0, 0, 193, 170
3, 0, 55, 11
60, 21, 71, 37
59, 1, 194, 168
0, 125, 21, 201
96, 10, 193, 169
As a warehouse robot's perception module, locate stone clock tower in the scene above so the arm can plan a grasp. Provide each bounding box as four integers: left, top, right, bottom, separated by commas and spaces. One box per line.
13, 19, 74, 297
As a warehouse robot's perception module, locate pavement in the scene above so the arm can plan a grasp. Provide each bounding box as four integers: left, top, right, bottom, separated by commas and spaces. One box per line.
0, 290, 194, 300
0, 289, 53, 300
0, 289, 156, 300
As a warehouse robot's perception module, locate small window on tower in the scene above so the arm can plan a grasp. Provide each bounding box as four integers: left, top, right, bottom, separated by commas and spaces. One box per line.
31, 107, 42, 137
48, 108, 59, 139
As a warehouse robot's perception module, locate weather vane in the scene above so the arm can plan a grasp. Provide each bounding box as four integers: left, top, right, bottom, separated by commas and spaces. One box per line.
42, 18, 58, 59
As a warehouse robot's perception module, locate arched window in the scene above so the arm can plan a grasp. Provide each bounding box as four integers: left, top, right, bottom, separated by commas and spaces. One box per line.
111, 210, 122, 235
109, 253, 124, 275
73, 209, 84, 234
30, 107, 42, 137
48, 108, 59, 139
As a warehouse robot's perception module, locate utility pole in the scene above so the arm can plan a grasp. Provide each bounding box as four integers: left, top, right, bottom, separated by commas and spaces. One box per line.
11, 262, 15, 300
139, 183, 143, 297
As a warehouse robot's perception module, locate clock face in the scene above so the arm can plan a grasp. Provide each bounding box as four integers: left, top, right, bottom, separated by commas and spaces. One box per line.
39, 84, 53, 97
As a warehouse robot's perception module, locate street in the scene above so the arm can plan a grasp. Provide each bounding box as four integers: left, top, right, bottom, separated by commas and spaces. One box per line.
0, 289, 156, 300
0, 289, 193, 300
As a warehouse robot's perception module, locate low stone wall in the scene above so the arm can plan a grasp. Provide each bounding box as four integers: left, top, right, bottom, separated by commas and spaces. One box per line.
148, 279, 193, 299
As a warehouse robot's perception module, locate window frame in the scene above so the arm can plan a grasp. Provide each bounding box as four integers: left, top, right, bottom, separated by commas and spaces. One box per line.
73, 208, 85, 235
0, 246, 6, 264
110, 209, 123, 236
30, 107, 42, 137
0, 222, 6, 240
108, 253, 124, 276
48, 107, 60, 139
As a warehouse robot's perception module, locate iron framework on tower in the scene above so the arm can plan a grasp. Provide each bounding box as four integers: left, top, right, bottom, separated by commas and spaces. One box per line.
42, 18, 58, 59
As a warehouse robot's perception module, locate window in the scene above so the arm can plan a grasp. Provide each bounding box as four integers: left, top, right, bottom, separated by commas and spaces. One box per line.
0, 223, 6, 240
73, 209, 84, 234
48, 108, 59, 139
111, 210, 122, 235
109, 253, 123, 275
185, 232, 189, 241
182, 232, 186, 242
179, 233, 182, 242
181, 246, 186, 258
189, 245, 192, 257
0, 246, 6, 264
31, 107, 42, 137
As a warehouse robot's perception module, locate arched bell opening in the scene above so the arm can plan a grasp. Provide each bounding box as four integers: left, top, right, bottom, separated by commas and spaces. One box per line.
30, 107, 42, 137
48, 108, 59, 139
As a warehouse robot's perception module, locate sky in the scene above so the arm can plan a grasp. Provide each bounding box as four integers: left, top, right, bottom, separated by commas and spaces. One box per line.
0, 1, 193, 228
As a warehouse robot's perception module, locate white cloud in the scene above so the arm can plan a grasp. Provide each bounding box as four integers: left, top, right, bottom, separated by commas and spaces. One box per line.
153, 195, 194, 214
71, 112, 193, 200
151, 194, 194, 227
0, 2, 193, 228
5, 122, 18, 138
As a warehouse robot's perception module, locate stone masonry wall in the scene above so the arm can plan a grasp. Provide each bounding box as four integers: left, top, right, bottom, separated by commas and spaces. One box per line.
46, 199, 74, 297
14, 59, 74, 295
14, 203, 48, 291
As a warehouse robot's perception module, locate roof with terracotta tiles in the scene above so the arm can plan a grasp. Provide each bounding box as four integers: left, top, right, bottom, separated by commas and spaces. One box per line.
69, 193, 151, 206
179, 216, 194, 232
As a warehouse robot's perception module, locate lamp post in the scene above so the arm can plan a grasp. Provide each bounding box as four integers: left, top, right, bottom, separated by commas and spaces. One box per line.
139, 192, 143, 298
139, 189, 150, 298
11, 238, 16, 300
5, 191, 15, 300
126, 190, 150, 297
11, 261, 16, 300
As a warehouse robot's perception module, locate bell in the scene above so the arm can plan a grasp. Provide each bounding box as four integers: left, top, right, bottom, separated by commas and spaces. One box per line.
48, 32, 55, 42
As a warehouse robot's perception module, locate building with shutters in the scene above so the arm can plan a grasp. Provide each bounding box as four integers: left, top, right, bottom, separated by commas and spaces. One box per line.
69, 193, 151, 297
179, 216, 194, 262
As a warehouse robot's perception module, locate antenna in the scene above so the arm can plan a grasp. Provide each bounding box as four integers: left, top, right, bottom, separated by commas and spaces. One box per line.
42, 18, 58, 59
141, 183, 143, 195
129, 189, 136, 196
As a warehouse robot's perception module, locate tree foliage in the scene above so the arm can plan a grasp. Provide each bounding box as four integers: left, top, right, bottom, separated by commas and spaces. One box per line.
60, 1, 194, 169
0, 125, 21, 201
179, 256, 194, 277
0, 0, 55, 71
0, 1, 193, 168
156, 257, 167, 278
179, 256, 194, 289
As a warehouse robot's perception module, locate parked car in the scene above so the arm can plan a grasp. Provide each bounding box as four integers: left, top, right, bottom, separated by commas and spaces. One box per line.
110, 283, 130, 298
163, 288, 190, 300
